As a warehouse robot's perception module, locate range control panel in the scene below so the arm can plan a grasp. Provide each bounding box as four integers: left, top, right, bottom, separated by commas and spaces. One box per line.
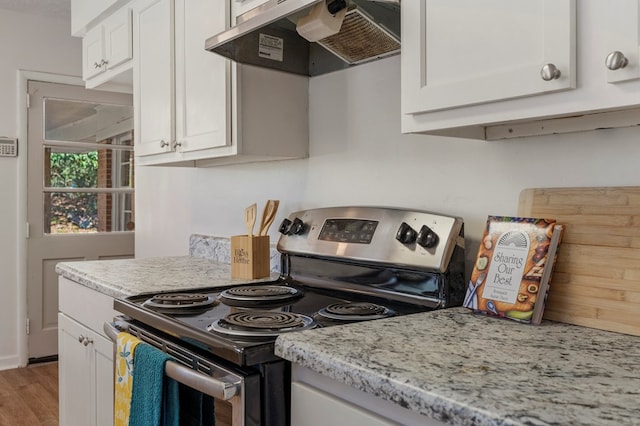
277, 206, 464, 273
317, 218, 378, 244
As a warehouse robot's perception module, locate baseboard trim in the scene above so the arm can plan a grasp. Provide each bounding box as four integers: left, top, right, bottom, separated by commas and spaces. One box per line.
0, 355, 21, 371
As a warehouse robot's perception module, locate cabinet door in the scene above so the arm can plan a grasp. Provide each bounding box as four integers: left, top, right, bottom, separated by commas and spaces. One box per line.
94, 329, 116, 426
604, 0, 640, 83
104, 7, 133, 70
83, 26, 106, 80
291, 382, 396, 426
402, 0, 576, 114
134, 0, 175, 157
59, 313, 92, 426
58, 313, 114, 426
174, 0, 230, 153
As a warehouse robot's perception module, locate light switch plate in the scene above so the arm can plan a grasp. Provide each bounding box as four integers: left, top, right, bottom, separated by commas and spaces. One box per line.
0, 138, 17, 157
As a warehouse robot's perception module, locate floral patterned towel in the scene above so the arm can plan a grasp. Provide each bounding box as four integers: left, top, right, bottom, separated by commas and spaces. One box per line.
114, 332, 141, 426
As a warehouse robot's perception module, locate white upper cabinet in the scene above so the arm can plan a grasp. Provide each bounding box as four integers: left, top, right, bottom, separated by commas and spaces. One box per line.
133, 0, 308, 166
604, 0, 640, 84
71, 0, 130, 36
81, 6, 133, 92
132, 0, 174, 157
231, 0, 270, 21
403, 0, 575, 114
104, 9, 134, 72
402, 0, 640, 140
83, 27, 106, 81
133, 0, 229, 160
174, 0, 230, 154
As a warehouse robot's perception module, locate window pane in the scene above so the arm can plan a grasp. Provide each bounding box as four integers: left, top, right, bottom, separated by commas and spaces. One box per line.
44, 98, 133, 145
45, 146, 133, 189
42, 99, 134, 235
45, 192, 134, 234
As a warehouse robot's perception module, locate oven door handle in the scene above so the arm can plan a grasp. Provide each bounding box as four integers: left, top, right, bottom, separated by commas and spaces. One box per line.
103, 321, 241, 401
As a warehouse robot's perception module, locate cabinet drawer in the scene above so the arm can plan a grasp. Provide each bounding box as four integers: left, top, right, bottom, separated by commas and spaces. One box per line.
58, 276, 117, 337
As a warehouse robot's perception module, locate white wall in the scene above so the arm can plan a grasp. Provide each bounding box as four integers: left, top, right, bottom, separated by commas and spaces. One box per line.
0, 10, 81, 368
135, 56, 640, 268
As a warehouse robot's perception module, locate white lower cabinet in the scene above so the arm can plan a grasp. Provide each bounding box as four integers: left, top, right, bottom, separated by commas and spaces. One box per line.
58, 277, 117, 426
291, 382, 397, 426
291, 365, 449, 426
58, 314, 114, 426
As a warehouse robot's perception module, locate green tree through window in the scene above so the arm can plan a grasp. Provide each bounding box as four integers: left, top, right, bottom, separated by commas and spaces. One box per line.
49, 152, 98, 187
49, 152, 99, 231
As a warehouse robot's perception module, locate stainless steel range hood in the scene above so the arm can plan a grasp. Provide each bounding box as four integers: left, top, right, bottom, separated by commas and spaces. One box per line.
205, 0, 400, 77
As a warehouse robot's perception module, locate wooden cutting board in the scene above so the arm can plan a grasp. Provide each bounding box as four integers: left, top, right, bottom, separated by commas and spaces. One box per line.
518, 186, 640, 336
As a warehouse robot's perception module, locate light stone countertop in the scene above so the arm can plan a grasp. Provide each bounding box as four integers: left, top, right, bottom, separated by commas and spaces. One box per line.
275, 307, 640, 426
55, 235, 280, 299
55, 256, 279, 299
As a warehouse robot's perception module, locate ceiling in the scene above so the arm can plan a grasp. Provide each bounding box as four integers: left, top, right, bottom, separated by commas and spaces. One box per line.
0, 0, 70, 19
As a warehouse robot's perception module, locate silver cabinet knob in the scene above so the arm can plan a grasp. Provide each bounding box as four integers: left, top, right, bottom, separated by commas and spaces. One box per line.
160, 140, 170, 148
540, 63, 561, 81
78, 335, 93, 346
605, 51, 628, 70
92, 59, 109, 69
173, 141, 182, 149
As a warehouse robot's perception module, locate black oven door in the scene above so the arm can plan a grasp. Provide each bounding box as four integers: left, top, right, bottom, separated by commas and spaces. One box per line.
104, 320, 266, 426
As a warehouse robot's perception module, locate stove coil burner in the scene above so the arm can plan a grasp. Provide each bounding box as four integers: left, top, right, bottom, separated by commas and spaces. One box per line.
208, 311, 316, 338
152, 293, 209, 305
142, 293, 217, 313
318, 302, 395, 321
218, 285, 302, 307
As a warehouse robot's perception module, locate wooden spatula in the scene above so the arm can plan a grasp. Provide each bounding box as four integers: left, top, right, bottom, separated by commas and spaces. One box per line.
259, 200, 280, 236
245, 203, 257, 237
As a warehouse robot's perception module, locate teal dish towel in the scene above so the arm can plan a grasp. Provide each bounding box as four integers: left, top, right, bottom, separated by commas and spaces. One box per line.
178, 383, 216, 426
129, 343, 180, 426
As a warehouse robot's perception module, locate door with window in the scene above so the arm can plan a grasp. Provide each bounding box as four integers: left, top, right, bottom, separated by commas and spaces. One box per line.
27, 81, 134, 360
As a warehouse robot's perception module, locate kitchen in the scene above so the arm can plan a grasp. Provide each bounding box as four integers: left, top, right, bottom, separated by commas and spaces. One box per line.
1, 0, 640, 425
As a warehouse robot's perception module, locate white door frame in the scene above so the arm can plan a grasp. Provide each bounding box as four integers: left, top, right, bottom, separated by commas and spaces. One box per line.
16, 70, 84, 367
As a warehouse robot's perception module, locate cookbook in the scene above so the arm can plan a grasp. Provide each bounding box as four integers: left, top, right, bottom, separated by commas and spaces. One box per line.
464, 216, 564, 324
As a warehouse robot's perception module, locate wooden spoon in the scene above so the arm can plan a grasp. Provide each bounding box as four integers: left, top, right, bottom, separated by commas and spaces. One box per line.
245, 203, 257, 237
259, 200, 280, 236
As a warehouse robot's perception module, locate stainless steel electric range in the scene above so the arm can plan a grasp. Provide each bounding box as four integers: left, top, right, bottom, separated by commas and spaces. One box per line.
107, 206, 465, 426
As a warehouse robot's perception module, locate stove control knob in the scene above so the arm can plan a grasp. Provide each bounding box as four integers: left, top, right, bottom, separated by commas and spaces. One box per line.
278, 218, 293, 235
417, 225, 439, 248
396, 222, 417, 244
289, 218, 306, 235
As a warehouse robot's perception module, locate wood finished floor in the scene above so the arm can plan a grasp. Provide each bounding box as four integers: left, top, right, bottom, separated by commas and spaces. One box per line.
0, 362, 58, 425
